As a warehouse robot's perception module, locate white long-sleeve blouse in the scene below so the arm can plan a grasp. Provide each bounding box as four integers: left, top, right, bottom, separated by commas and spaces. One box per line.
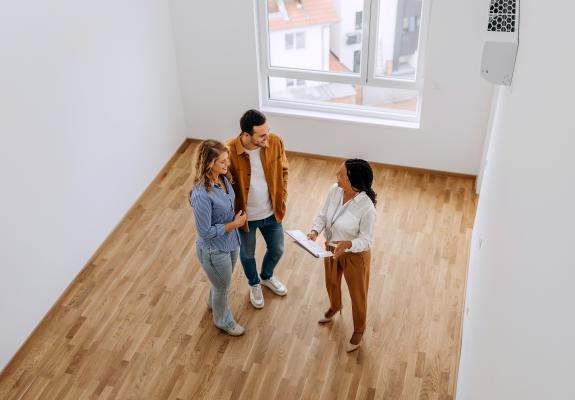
311, 183, 376, 253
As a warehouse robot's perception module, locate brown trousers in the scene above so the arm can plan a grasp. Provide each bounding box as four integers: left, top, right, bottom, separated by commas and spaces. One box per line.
323, 248, 371, 334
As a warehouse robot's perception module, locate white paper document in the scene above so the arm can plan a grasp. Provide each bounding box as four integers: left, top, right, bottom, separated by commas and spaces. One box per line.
285, 230, 333, 258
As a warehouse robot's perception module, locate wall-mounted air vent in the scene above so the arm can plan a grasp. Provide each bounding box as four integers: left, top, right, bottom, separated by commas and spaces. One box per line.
488, 0, 517, 32
480, 0, 519, 85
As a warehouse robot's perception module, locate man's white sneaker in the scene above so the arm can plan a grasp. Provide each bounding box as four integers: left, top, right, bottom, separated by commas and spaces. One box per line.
261, 277, 287, 296
250, 284, 265, 309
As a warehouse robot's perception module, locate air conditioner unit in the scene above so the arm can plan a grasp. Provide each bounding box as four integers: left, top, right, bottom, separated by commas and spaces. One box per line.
480, 0, 519, 85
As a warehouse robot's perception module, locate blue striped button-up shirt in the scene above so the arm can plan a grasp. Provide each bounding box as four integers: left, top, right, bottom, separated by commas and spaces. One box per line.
190, 176, 241, 252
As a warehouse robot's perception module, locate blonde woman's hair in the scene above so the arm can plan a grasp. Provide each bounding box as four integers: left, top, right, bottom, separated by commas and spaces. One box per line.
192, 139, 231, 192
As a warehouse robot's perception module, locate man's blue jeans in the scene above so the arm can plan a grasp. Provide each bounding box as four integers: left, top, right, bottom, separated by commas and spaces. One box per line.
238, 215, 284, 286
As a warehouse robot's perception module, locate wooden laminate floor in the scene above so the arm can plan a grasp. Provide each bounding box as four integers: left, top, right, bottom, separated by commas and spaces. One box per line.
0, 140, 477, 400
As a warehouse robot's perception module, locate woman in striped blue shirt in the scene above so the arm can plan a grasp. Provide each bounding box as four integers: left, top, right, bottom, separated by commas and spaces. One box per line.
190, 140, 247, 336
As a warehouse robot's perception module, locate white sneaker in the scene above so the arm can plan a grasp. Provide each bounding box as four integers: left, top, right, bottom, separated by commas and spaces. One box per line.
250, 284, 264, 309
261, 277, 287, 296
220, 323, 245, 337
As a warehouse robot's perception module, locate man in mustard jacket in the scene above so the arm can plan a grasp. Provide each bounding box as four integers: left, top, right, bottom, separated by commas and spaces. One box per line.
226, 109, 289, 309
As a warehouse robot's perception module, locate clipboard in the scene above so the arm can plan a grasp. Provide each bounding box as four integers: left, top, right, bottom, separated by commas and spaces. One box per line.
285, 230, 333, 258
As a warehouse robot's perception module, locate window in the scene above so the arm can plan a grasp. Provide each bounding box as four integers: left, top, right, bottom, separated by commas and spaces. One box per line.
346, 32, 362, 46
258, 0, 429, 124
295, 31, 305, 49
285, 31, 306, 50
353, 50, 361, 73
286, 78, 306, 87
355, 11, 363, 31
285, 33, 294, 50
402, 16, 418, 33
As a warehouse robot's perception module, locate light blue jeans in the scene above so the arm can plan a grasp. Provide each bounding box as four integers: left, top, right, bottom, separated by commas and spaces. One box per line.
197, 246, 239, 330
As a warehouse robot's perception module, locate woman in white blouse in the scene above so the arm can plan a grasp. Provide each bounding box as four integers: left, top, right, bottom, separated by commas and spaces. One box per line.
307, 159, 377, 352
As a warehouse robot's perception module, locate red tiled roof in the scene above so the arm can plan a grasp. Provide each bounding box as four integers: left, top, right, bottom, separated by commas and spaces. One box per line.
269, 0, 339, 31
329, 51, 351, 73
268, 0, 279, 13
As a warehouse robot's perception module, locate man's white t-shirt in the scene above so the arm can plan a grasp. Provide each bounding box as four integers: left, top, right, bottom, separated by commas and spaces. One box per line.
245, 147, 274, 221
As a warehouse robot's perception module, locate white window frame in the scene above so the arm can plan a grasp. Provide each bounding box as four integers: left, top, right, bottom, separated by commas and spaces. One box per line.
255, 0, 432, 126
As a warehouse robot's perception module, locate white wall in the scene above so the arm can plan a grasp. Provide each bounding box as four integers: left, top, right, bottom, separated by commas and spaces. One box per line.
456, 1, 575, 398
170, 0, 492, 174
0, 0, 186, 370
